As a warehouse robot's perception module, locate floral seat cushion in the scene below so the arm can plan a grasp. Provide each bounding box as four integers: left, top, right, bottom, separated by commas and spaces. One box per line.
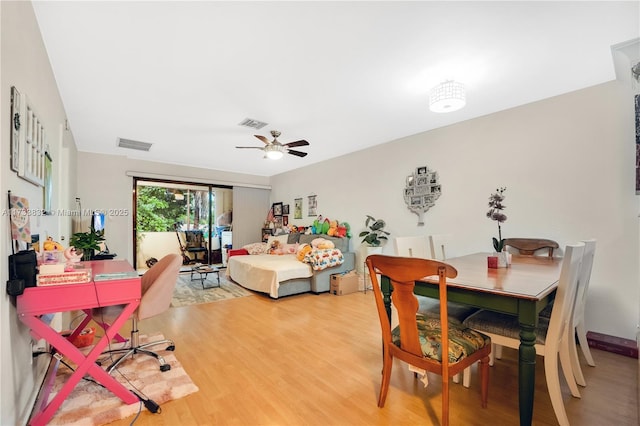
392, 313, 490, 363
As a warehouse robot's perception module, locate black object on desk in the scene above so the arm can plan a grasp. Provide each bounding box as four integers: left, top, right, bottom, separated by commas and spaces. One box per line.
92, 252, 117, 260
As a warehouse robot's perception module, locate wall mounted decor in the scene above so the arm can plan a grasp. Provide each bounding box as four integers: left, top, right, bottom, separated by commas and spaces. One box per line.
403, 165, 442, 225
272, 202, 283, 216
283, 204, 289, 215
308, 195, 317, 216
43, 151, 53, 213
10, 86, 46, 186
10, 87, 21, 172
294, 198, 303, 219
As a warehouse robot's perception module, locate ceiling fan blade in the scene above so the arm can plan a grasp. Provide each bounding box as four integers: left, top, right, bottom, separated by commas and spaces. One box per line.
235, 146, 264, 150
254, 135, 270, 144
284, 139, 309, 148
287, 149, 308, 157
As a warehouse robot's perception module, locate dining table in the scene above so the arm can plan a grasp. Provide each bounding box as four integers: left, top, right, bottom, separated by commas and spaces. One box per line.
379, 252, 563, 426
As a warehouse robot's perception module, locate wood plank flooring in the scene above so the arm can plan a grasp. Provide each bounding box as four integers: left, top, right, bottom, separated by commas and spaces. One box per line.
107, 290, 638, 426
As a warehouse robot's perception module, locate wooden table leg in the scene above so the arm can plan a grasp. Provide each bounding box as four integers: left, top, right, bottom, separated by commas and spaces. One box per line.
518, 309, 538, 426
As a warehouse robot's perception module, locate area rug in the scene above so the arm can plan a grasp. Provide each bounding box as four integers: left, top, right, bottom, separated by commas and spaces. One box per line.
48, 333, 198, 426
171, 270, 253, 307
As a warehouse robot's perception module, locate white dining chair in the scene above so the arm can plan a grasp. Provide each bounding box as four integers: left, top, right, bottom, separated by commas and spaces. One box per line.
462, 242, 585, 426
429, 233, 453, 261
394, 236, 430, 258
566, 239, 597, 385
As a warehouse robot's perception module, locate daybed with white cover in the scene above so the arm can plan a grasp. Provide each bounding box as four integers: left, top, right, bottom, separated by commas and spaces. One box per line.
227, 233, 355, 298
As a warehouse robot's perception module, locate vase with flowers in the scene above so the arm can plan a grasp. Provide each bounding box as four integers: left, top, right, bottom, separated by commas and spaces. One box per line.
486, 187, 510, 267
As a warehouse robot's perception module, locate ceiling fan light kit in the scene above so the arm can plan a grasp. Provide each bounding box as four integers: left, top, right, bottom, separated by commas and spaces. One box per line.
265, 145, 285, 160
429, 80, 466, 113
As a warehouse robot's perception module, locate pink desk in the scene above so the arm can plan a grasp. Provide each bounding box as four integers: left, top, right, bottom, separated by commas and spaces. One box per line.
17, 260, 141, 426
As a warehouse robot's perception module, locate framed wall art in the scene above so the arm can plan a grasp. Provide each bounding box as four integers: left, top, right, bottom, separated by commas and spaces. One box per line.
283, 204, 289, 215
272, 202, 283, 216
308, 195, 317, 216
294, 198, 302, 219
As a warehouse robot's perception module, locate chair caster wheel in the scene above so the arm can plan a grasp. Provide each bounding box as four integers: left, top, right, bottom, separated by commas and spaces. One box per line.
160, 364, 171, 372
166, 345, 175, 351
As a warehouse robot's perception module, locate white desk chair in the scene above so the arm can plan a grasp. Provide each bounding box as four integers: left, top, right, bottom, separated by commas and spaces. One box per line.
463, 243, 585, 426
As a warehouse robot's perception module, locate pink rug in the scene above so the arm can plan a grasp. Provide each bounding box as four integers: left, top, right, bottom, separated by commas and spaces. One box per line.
47, 333, 199, 425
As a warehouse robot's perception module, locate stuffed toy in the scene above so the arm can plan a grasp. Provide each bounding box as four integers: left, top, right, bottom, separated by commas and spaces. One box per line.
43, 237, 64, 251
321, 218, 330, 234
296, 243, 312, 261
312, 215, 323, 234
268, 240, 284, 254
340, 222, 352, 238
336, 225, 347, 238
327, 220, 338, 237
311, 237, 335, 250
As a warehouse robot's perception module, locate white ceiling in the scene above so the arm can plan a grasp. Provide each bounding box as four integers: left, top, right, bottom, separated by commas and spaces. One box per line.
32, 1, 639, 177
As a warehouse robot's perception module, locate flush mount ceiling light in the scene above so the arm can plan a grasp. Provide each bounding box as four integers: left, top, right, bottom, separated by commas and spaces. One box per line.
429, 80, 466, 113
264, 144, 285, 160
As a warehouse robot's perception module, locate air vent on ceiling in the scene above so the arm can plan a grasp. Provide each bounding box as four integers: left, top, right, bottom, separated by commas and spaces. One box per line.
117, 137, 153, 152
238, 118, 268, 130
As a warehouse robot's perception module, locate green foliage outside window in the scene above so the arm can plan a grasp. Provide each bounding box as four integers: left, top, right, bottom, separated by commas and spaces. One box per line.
136, 186, 187, 232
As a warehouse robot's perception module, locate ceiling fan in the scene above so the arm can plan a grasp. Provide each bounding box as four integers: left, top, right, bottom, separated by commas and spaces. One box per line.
236, 130, 310, 160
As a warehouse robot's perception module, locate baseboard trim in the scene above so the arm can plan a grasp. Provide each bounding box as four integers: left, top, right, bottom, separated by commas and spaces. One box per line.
586, 331, 639, 358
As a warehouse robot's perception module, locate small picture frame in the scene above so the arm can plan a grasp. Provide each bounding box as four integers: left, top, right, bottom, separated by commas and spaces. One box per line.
283, 215, 289, 226
272, 202, 283, 216
262, 228, 273, 243
283, 204, 290, 215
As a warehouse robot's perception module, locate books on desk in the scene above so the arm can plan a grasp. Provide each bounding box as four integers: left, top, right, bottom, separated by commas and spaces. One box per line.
37, 268, 92, 286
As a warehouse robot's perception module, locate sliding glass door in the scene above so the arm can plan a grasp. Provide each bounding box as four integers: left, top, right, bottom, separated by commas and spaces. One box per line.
133, 178, 232, 270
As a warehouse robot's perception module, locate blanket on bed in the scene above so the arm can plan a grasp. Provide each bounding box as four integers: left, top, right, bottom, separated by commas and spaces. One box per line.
302, 248, 344, 271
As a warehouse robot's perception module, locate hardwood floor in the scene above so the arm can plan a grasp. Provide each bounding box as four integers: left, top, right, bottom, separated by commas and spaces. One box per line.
108, 290, 638, 426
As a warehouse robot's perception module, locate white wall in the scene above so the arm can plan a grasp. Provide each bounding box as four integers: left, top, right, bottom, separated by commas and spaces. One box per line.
1, 2, 78, 424
270, 81, 640, 341
75, 152, 270, 266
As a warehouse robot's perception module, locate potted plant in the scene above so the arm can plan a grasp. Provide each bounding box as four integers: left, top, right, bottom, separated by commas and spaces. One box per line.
486, 187, 509, 267
69, 227, 105, 261
359, 215, 390, 247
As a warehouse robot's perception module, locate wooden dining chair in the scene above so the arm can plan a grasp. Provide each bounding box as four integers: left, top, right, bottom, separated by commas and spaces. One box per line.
366, 255, 491, 426
503, 237, 559, 258
463, 242, 585, 426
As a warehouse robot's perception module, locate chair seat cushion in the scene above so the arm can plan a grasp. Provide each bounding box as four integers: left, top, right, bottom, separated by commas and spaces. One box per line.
417, 296, 479, 324
463, 310, 550, 345
392, 313, 490, 362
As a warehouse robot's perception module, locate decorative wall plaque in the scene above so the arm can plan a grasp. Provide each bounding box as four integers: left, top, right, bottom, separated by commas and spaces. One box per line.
403, 165, 441, 226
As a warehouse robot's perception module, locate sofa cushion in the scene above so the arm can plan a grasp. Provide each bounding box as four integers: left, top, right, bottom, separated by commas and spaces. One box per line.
287, 233, 301, 244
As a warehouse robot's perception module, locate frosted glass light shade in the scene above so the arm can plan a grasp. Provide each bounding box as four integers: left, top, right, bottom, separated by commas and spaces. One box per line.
265, 146, 284, 159
429, 81, 466, 113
